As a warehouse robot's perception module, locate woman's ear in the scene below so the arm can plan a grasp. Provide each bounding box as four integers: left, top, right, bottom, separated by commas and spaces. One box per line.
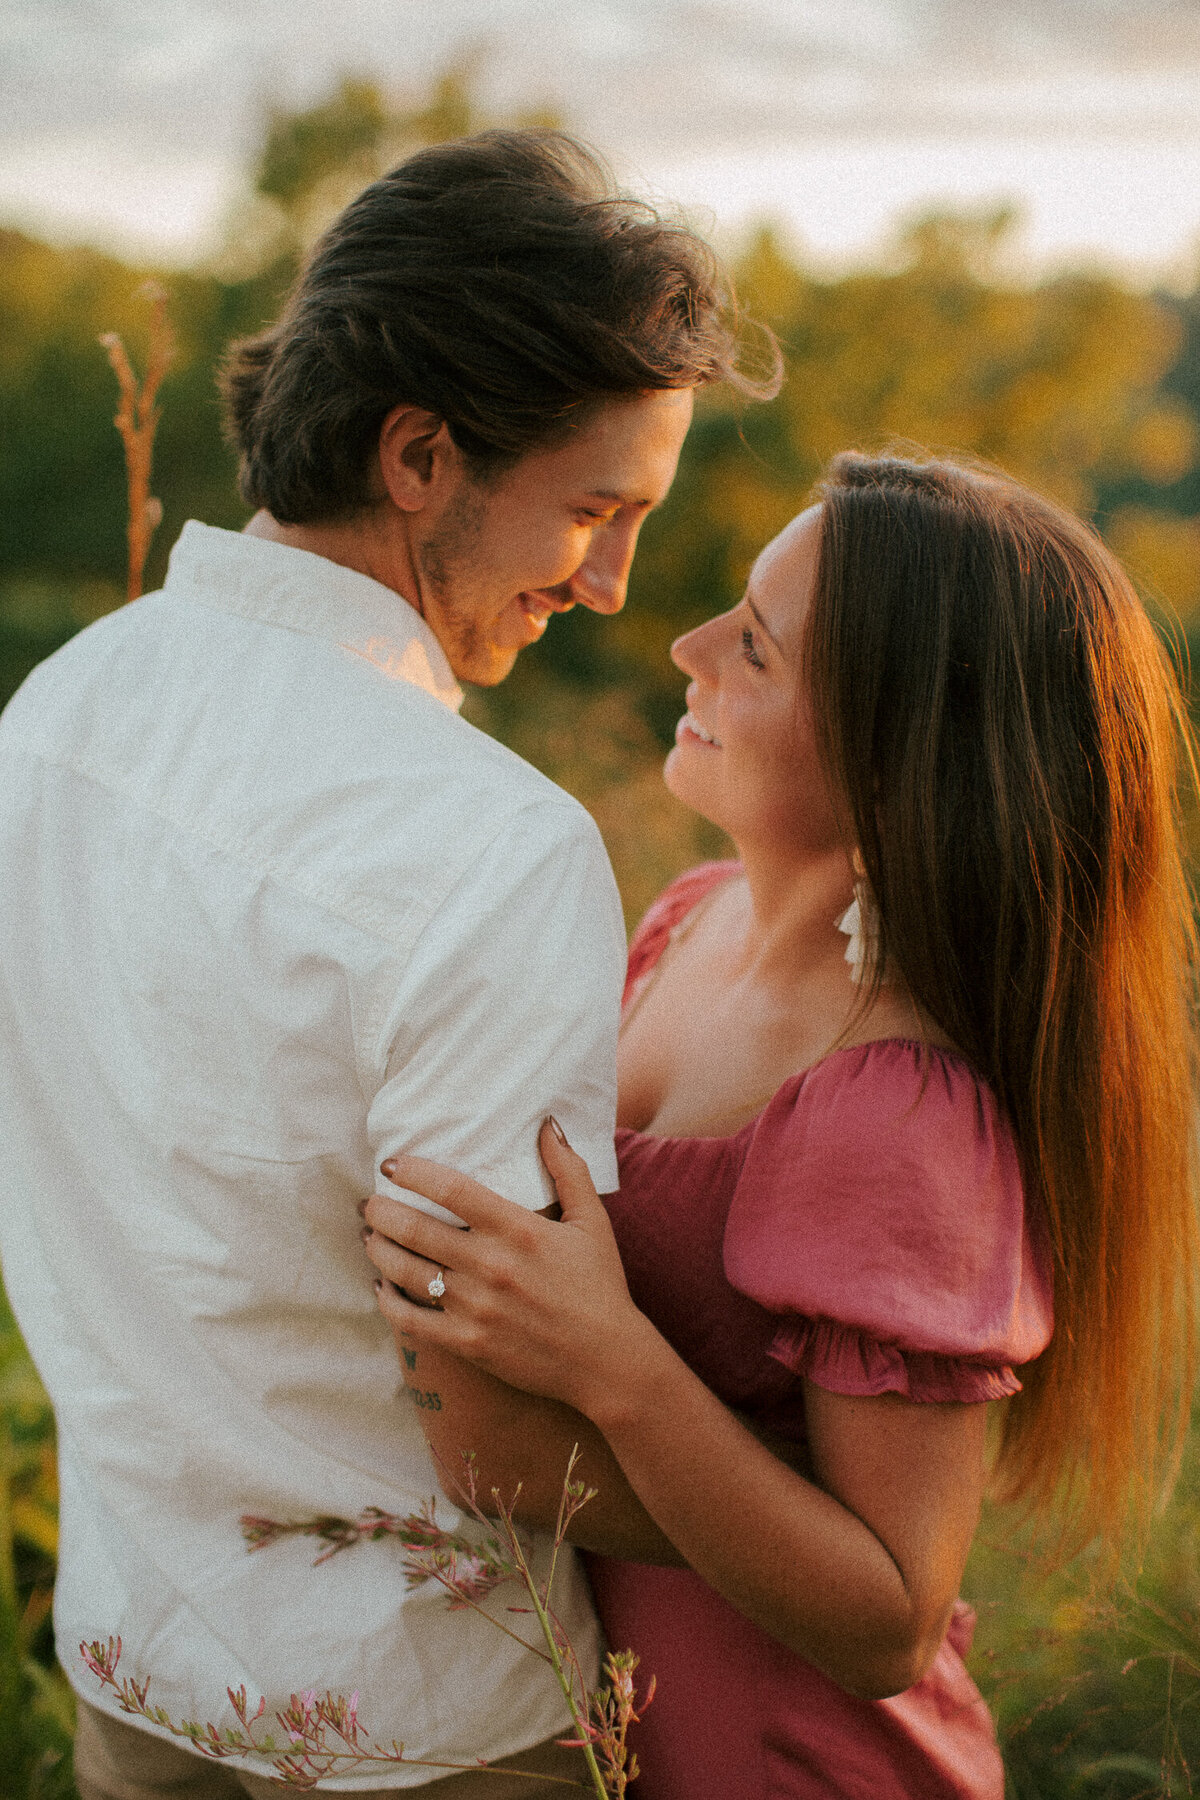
376, 405, 460, 513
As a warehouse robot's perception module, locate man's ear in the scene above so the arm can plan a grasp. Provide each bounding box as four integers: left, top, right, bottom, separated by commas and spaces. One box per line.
377, 405, 460, 513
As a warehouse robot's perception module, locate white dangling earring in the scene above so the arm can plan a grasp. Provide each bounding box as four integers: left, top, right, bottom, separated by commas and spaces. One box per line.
836, 852, 883, 986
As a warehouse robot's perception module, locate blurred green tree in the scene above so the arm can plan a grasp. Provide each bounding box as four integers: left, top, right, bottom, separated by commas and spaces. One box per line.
257, 76, 388, 224
236, 56, 560, 267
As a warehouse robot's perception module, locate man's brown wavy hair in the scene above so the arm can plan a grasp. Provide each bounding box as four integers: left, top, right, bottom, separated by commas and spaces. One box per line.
221, 129, 776, 523
809, 451, 1199, 1550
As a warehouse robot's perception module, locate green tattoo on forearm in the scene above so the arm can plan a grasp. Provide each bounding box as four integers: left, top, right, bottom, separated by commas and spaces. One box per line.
407, 1387, 442, 1412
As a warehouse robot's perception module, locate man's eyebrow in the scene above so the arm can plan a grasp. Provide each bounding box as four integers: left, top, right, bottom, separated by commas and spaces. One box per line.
746, 595, 784, 652
582, 489, 655, 508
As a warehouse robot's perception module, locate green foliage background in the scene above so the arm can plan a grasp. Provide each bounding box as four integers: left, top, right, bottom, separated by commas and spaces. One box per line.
5, 66, 1200, 1797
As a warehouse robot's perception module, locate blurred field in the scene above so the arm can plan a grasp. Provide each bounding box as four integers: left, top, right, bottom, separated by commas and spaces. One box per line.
0, 1287, 74, 1797
965, 1427, 1200, 1798
6, 65, 1200, 1799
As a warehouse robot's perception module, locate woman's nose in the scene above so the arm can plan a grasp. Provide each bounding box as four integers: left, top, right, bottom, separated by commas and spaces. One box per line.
670, 628, 698, 676
670, 614, 722, 677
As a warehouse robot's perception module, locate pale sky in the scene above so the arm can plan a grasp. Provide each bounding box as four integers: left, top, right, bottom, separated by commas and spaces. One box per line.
4, 0, 1200, 281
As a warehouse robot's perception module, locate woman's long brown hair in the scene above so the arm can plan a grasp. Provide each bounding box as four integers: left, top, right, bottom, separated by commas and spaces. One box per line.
808, 451, 1199, 1549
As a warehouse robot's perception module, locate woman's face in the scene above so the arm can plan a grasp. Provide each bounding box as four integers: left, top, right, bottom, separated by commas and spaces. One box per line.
664, 504, 843, 857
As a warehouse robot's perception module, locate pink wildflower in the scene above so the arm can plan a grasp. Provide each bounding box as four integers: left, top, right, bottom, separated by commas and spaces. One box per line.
80, 1637, 118, 1681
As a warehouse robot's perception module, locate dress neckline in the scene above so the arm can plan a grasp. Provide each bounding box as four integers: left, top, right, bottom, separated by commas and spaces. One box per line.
618, 1035, 978, 1147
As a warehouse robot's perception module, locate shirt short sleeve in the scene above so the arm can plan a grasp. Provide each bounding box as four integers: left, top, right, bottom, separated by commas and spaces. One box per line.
368, 800, 626, 1222
723, 1041, 1053, 1403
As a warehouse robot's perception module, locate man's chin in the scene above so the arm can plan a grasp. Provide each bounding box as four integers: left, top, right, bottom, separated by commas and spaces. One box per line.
451, 643, 523, 688
442, 603, 549, 686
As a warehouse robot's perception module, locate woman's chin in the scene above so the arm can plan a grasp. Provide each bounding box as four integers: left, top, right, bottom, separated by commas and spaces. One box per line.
662, 744, 688, 798
663, 747, 724, 830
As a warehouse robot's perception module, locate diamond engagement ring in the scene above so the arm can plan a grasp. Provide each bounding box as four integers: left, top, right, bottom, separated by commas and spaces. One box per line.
427, 1270, 446, 1301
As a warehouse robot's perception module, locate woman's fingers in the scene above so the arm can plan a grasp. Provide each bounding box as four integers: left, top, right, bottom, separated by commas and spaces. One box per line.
373, 1269, 500, 1372
363, 1191, 470, 1268
370, 1156, 549, 1273
538, 1119, 608, 1227
362, 1133, 642, 1409
375, 1276, 460, 1345
363, 1228, 446, 1306
379, 1154, 517, 1230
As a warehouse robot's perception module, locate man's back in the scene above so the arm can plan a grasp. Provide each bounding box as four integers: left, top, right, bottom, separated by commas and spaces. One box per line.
0, 523, 622, 1776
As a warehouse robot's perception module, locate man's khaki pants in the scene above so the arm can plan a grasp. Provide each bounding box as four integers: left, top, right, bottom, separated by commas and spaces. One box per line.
73, 1699, 588, 1800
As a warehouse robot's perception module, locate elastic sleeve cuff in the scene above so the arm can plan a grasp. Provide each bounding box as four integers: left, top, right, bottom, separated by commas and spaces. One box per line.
768, 1316, 1025, 1404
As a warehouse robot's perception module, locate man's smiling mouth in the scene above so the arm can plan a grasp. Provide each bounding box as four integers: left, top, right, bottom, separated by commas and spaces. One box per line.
518, 594, 555, 627
519, 588, 576, 621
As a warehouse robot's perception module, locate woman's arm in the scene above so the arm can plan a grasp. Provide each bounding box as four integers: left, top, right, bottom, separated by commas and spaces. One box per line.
579, 1336, 987, 1699
364, 1126, 989, 1700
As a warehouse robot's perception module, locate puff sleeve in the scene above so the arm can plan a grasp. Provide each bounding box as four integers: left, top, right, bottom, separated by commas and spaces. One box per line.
722, 1041, 1053, 1404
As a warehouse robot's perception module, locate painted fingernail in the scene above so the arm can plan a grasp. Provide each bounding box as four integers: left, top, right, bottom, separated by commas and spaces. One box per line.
380, 1159, 397, 1177
547, 1115, 567, 1144
373, 1277, 382, 1293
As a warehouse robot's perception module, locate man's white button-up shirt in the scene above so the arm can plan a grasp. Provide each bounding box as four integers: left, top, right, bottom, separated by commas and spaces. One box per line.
0, 523, 626, 1785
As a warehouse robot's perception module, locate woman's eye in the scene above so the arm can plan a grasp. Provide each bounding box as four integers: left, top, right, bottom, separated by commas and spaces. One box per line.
741, 627, 766, 670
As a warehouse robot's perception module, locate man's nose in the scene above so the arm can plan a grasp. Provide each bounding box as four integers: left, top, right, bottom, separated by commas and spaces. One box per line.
572, 517, 641, 615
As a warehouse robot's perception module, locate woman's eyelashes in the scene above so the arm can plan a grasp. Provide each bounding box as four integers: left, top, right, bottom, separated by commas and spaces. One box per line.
741, 626, 766, 671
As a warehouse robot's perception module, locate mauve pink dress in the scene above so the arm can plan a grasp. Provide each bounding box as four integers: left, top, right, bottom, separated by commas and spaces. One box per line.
589, 863, 1054, 1800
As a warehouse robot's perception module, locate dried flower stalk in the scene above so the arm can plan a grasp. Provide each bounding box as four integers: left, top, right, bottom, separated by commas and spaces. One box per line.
99, 282, 175, 603
82, 1450, 653, 1795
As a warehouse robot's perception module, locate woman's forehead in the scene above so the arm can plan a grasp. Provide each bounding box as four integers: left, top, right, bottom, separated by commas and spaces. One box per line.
749, 505, 824, 640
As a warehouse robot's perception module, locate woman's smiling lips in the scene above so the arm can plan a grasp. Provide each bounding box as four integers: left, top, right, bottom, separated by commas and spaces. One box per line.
676, 710, 722, 748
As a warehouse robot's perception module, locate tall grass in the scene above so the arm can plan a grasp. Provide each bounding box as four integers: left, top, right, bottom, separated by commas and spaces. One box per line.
0, 1283, 74, 1796
965, 1413, 1200, 1799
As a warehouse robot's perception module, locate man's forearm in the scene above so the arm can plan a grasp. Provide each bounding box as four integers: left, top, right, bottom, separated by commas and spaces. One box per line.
393, 1329, 685, 1565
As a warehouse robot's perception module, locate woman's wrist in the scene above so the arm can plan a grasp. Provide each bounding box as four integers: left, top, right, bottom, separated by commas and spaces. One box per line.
573, 1312, 682, 1436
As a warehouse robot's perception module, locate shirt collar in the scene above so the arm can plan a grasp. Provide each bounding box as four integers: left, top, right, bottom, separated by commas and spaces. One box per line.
163, 521, 464, 713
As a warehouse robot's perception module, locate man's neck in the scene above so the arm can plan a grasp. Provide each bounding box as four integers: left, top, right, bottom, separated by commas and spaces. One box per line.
243, 509, 422, 616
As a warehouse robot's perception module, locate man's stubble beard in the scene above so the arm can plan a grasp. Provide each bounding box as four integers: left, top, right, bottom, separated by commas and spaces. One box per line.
415, 480, 495, 682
